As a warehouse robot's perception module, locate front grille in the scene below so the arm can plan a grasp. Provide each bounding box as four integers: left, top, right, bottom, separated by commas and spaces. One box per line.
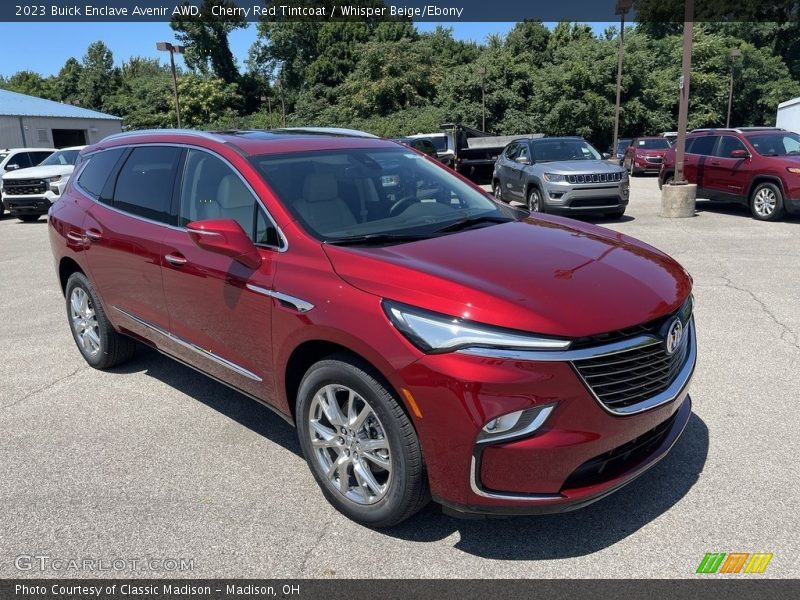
572, 298, 693, 412
562, 409, 678, 490
644, 156, 663, 164
565, 172, 623, 184
4, 179, 46, 195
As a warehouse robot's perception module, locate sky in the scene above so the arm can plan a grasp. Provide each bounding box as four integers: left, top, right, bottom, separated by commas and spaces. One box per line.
0, 21, 613, 77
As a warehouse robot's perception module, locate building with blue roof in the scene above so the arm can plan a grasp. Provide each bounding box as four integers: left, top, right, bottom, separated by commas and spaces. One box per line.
0, 89, 122, 149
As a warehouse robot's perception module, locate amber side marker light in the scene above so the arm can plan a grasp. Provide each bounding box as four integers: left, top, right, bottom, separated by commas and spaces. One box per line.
401, 388, 423, 419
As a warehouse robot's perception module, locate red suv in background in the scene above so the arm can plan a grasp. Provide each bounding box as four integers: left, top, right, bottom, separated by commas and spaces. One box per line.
49, 129, 696, 526
659, 127, 800, 221
623, 136, 673, 175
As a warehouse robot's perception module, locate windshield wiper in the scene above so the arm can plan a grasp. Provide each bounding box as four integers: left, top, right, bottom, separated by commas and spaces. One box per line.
327, 233, 430, 246
433, 215, 513, 234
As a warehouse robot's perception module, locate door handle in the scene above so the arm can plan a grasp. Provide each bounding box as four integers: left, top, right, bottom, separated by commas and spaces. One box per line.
164, 253, 187, 267
84, 229, 102, 242
711, 160, 721, 166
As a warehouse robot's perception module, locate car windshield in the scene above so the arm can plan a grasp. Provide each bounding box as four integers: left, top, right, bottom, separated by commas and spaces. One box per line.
636, 138, 671, 150
532, 139, 602, 162
747, 132, 800, 156
251, 147, 516, 243
616, 139, 631, 152
426, 136, 448, 152
39, 149, 79, 166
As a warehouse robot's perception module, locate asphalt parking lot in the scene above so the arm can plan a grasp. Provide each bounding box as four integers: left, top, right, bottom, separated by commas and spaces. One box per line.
1, 176, 798, 579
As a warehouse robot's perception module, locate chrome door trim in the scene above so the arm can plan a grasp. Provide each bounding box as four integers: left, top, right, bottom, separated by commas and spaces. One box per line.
113, 306, 262, 382
245, 283, 314, 313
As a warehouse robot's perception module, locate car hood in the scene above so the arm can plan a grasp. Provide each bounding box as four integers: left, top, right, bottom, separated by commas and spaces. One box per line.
323, 216, 692, 338
2, 165, 75, 180
536, 160, 625, 174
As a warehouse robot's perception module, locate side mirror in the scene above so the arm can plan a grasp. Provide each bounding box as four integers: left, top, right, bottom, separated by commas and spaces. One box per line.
602, 152, 611, 160
730, 149, 750, 159
186, 219, 262, 270
515, 156, 531, 165
5, 163, 19, 171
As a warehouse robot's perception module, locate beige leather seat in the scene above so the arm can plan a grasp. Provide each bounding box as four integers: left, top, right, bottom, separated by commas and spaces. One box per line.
294, 172, 357, 234
214, 174, 255, 235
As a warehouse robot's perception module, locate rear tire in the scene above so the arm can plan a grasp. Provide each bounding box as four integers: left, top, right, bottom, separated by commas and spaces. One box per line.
18, 215, 40, 223
296, 355, 429, 527
65, 272, 136, 369
749, 182, 785, 221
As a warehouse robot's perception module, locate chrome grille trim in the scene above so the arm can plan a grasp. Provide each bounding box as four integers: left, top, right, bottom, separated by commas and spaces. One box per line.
566, 172, 623, 185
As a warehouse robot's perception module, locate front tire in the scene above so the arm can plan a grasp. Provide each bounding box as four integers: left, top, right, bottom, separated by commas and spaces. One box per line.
750, 182, 785, 221
526, 186, 545, 213
65, 272, 136, 369
296, 355, 429, 527
492, 180, 504, 202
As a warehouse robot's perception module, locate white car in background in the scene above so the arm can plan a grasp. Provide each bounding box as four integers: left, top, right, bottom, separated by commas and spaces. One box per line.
2, 146, 85, 222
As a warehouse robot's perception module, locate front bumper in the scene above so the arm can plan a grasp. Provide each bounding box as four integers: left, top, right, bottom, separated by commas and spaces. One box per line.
541, 180, 630, 213
398, 317, 696, 515
3, 194, 54, 216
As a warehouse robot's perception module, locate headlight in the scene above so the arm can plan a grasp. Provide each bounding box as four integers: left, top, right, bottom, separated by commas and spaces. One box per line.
543, 173, 566, 183
383, 301, 570, 354
45, 175, 62, 183
787, 167, 800, 175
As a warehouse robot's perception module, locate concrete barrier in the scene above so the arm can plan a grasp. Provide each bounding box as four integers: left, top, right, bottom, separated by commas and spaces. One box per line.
661, 183, 697, 218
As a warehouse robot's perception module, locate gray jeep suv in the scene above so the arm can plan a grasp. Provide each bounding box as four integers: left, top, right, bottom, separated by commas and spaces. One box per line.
492, 136, 629, 217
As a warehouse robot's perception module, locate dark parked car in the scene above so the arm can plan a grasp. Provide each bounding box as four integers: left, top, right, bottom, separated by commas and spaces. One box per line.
391, 136, 439, 159
49, 128, 695, 526
623, 137, 673, 175
607, 138, 632, 162
659, 127, 800, 221
493, 136, 629, 217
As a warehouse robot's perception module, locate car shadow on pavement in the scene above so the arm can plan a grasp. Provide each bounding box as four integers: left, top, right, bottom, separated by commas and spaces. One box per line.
578, 214, 635, 225
110, 344, 302, 458
382, 411, 709, 560
694, 200, 800, 221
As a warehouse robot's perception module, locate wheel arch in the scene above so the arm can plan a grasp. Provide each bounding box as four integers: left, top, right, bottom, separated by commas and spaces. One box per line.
747, 175, 786, 200
58, 256, 85, 296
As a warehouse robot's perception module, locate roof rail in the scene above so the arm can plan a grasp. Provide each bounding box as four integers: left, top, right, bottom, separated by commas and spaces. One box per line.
100, 129, 230, 144
691, 127, 784, 134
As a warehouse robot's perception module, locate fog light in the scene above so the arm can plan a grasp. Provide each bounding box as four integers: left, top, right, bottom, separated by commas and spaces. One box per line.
477, 404, 555, 444
50, 186, 60, 195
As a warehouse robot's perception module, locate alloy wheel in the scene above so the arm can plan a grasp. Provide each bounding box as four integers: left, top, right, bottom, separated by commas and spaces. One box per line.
527, 189, 541, 212
493, 183, 502, 201
753, 187, 777, 217
308, 384, 392, 505
70, 287, 100, 356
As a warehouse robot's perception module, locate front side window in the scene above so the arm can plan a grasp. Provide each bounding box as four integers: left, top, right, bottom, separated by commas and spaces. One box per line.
179, 149, 277, 246
531, 139, 602, 162
39, 149, 80, 167
504, 143, 519, 160
747, 132, 800, 156
8, 153, 32, 169
251, 147, 514, 243
715, 136, 747, 158
113, 146, 182, 223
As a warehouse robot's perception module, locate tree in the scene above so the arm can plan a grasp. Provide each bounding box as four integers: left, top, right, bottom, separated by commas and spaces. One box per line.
170, 0, 246, 84
175, 74, 243, 128
104, 58, 174, 128
78, 41, 116, 111
0, 71, 57, 99
54, 58, 83, 104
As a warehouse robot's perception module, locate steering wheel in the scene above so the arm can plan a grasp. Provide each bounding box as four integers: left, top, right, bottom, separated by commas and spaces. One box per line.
389, 196, 419, 217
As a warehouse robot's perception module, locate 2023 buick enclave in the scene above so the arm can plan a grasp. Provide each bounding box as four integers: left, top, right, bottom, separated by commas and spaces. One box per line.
49, 129, 696, 527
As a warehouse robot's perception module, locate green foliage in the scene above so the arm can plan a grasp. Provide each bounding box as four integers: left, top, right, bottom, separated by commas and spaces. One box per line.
2, 21, 800, 147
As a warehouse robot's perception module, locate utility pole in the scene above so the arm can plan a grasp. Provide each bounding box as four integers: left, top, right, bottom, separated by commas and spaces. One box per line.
726, 48, 742, 128
278, 76, 286, 128
156, 42, 186, 129
476, 66, 486, 131
612, 0, 633, 160
674, 0, 694, 185
260, 94, 274, 129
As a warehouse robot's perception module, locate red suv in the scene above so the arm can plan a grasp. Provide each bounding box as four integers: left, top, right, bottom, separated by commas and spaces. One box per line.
623, 136, 673, 175
49, 129, 696, 526
659, 127, 800, 221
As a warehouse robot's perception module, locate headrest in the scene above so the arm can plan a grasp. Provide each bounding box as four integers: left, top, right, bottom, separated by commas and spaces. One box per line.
217, 174, 253, 209
302, 172, 338, 203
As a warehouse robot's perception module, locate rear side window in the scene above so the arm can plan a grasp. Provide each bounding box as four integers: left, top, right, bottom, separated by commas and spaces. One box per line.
77, 148, 126, 198
688, 136, 718, 156
113, 146, 182, 223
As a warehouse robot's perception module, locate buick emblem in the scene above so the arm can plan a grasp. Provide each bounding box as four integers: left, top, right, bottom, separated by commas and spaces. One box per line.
664, 318, 684, 355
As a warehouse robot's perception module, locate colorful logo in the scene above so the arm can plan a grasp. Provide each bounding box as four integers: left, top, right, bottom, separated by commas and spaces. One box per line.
696, 552, 773, 574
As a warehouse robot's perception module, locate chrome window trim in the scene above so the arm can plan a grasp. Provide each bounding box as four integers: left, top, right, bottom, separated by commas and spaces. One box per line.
245, 283, 314, 313
113, 306, 262, 382
75, 143, 288, 252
